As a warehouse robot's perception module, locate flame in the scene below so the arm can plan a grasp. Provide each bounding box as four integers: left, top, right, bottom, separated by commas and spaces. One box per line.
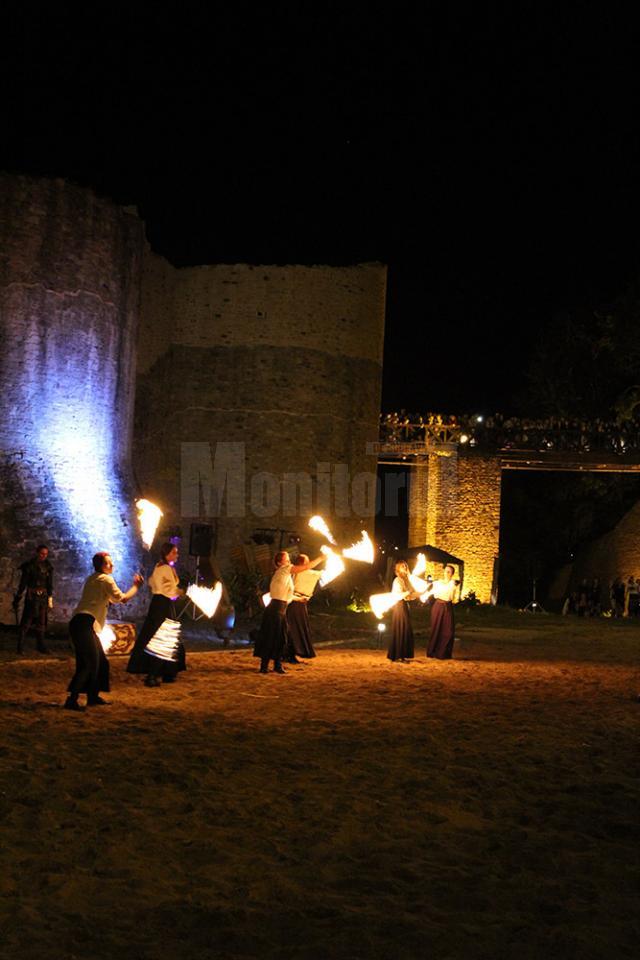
144, 618, 181, 661
98, 623, 116, 653
369, 591, 407, 619
262, 592, 272, 607
136, 499, 163, 550
412, 553, 426, 577
308, 515, 336, 544
408, 574, 431, 595
319, 545, 346, 587
342, 530, 374, 564
187, 582, 222, 618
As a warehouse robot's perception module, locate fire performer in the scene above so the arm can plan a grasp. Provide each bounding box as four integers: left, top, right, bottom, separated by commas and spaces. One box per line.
284, 554, 323, 663
64, 552, 143, 711
13, 544, 54, 654
387, 561, 419, 662
127, 542, 186, 687
255, 550, 322, 674
427, 564, 459, 660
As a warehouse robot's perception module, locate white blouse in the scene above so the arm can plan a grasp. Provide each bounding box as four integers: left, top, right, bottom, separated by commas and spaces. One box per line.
392, 576, 410, 596
293, 569, 322, 600
74, 573, 127, 633
149, 563, 180, 599
270, 563, 294, 602
431, 578, 458, 602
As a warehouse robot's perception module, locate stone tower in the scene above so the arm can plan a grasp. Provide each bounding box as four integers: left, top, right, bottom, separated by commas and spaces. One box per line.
0, 174, 144, 622
134, 254, 387, 562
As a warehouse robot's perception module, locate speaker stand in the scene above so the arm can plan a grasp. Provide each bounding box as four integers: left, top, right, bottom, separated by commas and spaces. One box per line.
523, 578, 545, 613
178, 555, 207, 621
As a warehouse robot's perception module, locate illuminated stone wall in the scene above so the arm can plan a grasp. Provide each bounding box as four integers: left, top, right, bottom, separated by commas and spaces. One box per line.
407, 451, 501, 602
0, 173, 386, 622
407, 463, 428, 547
0, 174, 145, 623
134, 254, 387, 563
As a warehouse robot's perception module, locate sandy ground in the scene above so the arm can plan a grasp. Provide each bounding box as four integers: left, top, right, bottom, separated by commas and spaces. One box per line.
0, 614, 638, 960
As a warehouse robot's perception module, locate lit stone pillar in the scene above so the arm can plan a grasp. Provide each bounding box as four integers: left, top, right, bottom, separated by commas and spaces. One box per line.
0, 174, 145, 623
414, 449, 501, 603
440, 454, 502, 602
407, 461, 429, 546
426, 449, 459, 548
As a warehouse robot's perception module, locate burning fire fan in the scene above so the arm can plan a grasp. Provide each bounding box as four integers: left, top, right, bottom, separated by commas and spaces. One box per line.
144, 618, 182, 662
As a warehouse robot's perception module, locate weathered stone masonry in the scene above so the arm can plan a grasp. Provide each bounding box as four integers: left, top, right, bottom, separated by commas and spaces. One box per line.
408, 451, 502, 602
0, 174, 387, 622
135, 255, 387, 562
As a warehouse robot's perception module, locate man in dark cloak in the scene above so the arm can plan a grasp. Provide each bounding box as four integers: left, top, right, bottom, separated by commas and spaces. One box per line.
13, 544, 53, 654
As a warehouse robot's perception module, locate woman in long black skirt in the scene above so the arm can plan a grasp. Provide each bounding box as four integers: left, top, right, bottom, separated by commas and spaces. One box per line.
427, 564, 459, 660
285, 557, 322, 662
387, 561, 417, 662
127, 542, 185, 687
255, 550, 322, 673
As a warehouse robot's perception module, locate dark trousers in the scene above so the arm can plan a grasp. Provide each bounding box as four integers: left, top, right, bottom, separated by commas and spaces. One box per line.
67, 614, 110, 699
19, 596, 47, 650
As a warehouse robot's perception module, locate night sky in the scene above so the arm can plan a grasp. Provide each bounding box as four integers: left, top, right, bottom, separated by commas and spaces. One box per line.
5, 6, 640, 415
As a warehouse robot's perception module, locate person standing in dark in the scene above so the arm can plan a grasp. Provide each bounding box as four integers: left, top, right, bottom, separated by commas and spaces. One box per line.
64, 552, 143, 712
427, 564, 459, 660
127, 542, 186, 687
284, 554, 323, 663
387, 561, 417, 662
254, 550, 322, 674
13, 544, 53, 654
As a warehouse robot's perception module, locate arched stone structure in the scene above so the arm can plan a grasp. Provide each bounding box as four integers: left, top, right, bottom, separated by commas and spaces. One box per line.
381, 418, 640, 603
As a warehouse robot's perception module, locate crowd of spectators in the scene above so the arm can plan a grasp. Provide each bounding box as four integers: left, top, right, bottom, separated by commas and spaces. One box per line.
380, 411, 640, 455
562, 576, 640, 617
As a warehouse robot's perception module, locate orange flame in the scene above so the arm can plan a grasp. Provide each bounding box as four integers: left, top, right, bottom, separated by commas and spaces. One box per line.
187, 582, 222, 618
144, 618, 181, 661
98, 623, 116, 653
343, 530, 374, 564
308, 515, 337, 544
136, 499, 163, 550
319, 545, 346, 587
370, 590, 408, 619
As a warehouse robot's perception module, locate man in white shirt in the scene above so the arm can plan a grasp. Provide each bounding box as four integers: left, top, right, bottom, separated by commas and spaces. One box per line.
64, 552, 143, 711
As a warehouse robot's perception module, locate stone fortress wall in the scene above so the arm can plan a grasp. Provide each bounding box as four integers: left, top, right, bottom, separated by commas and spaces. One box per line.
0, 173, 387, 623
0, 174, 144, 624
134, 253, 387, 563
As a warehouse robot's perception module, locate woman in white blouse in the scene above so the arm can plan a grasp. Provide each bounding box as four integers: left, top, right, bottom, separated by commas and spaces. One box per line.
387, 561, 418, 662
254, 550, 322, 674
285, 555, 323, 662
427, 564, 459, 660
127, 542, 185, 687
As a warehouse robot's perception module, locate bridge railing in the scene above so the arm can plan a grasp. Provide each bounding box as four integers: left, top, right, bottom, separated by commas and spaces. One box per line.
379, 413, 640, 455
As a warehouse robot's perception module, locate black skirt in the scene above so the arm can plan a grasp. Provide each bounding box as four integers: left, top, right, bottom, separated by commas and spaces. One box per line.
427, 600, 455, 659
127, 594, 186, 678
253, 599, 288, 661
286, 601, 316, 658
387, 600, 414, 661
67, 613, 110, 695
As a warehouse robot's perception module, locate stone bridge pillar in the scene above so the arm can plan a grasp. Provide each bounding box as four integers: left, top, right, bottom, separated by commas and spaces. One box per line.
408, 449, 502, 603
